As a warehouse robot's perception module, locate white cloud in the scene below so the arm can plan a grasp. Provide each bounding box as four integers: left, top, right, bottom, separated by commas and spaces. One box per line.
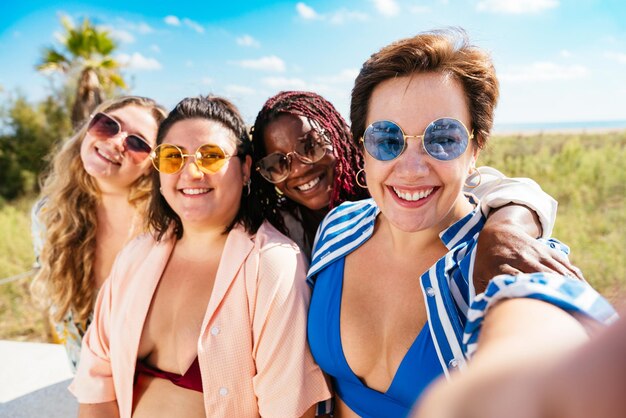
226, 84, 256, 95
371, 0, 400, 17
117, 53, 162, 71
134, 22, 153, 34
236, 34, 260, 48
296, 3, 319, 19
108, 28, 135, 44
182, 18, 205, 34
476, 0, 559, 14
605, 51, 626, 64
316, 68, 359, 84
236, 56, 286, 72
559, 49, 572, 58
329, 9, 369, 24
117, 19, 154, 34
150, 44, 160, 53
164, 15, 180, 26
296, 3, 368, 24
500, 62, 588, 82
185, 60, 194, 68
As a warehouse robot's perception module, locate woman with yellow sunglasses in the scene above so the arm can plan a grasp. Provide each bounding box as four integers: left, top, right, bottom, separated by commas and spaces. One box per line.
70, 95, 330, 418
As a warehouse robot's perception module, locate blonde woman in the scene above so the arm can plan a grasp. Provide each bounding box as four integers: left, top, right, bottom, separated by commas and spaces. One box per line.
31, 96, 167, 370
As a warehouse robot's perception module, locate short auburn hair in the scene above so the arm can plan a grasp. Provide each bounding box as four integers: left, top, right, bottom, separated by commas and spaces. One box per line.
351, 27, 499, 149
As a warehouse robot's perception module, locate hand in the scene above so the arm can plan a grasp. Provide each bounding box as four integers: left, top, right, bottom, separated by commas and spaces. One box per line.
474, 206, 584, 294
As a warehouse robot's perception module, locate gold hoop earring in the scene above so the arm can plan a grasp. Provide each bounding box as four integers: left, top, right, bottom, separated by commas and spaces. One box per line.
274, 186, 284, 196
464, 167, 482, 189
356, 168, 368, 189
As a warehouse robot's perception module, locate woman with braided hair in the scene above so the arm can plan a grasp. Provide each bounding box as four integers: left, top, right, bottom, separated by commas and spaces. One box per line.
251, 91, 368, 257
251, 91, 582, 291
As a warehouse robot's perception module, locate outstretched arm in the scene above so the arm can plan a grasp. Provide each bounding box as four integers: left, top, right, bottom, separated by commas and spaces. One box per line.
411, 273, 617, 418
412, 298, 589, 418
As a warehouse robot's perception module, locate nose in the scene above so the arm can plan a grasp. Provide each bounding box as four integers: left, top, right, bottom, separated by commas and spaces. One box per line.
109, 132, 127, 151
394, 139, 429, 178
287, 153, 310, 178
180, 156, 205, 179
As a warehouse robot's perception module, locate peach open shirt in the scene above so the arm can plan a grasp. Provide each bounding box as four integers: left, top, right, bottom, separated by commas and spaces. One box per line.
70, 222, 330, 417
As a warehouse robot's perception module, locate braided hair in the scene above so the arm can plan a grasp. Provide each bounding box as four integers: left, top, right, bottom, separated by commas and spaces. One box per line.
251, 91, 368, 242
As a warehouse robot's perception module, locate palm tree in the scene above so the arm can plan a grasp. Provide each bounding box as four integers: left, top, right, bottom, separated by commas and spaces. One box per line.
37, 15, 127, 127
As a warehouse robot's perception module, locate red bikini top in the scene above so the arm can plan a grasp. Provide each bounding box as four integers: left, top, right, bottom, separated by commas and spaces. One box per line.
135, 356, 203, 393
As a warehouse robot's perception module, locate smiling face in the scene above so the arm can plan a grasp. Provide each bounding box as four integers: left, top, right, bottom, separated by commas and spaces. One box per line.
158, 118, 251, 231
263, 114, 336, 211
80, 104, 159, 193
364, 72, 478, 233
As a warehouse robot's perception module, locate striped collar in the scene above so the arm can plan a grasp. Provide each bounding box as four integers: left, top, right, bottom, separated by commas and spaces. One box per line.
307, 196, 483, 284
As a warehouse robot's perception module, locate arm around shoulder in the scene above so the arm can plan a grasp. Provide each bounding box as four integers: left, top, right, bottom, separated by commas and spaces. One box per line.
469, 166, 557, 237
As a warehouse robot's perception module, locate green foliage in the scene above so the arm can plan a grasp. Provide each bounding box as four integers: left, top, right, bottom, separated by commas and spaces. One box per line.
0, 93, 72, 199
0, 195, 48, 341
482, 132, 626, 303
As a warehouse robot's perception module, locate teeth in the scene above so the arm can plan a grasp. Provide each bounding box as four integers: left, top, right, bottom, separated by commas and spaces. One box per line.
296, 176, 321, 191
392, 187, 434, 202
96, 148, 121, 164
181, 188, 210, 195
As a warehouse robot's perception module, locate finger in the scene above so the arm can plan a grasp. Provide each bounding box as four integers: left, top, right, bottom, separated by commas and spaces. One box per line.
537, 249, 586, 281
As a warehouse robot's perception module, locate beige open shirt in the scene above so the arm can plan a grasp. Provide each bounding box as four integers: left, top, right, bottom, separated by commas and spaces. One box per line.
70, 222, 331, 417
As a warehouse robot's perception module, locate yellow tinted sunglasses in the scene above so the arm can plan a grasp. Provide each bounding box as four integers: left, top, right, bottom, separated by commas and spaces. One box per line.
150, 143, 237, 174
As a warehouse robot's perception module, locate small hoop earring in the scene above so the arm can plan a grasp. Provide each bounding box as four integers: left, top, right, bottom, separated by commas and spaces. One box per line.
244, 179, 251, 196
356, 168, 368, 189
159, 186, 163, 194
274, 186, 284, 196
464, 167, 482, 189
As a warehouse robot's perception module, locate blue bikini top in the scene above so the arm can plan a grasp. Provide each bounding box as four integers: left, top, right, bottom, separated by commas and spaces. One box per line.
308, 257, 443, 418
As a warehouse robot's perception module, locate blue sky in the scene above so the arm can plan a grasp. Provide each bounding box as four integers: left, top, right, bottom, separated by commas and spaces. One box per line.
1, 0, 625, 129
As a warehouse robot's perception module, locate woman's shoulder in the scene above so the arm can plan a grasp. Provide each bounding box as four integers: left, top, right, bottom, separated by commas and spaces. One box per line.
253, 221, 303, 257
107, 231, 170, 283
316, 198, 378, 243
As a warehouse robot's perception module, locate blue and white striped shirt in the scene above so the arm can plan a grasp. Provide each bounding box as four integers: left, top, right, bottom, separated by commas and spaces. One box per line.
307, 198, 617, 378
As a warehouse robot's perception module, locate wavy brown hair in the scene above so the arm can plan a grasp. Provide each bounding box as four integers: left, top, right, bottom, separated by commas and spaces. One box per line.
32, 96, 167, 323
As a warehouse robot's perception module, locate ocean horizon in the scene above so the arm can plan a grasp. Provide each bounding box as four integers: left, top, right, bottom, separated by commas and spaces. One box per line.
493, 119, 626, 134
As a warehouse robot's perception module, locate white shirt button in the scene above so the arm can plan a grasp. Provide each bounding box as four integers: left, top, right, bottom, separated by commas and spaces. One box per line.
219, 387, 228, 396
426, 287, 436, 297
211, 326, 220, 336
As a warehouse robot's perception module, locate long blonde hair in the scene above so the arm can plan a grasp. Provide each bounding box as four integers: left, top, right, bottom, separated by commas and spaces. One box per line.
32, 96, 167, 323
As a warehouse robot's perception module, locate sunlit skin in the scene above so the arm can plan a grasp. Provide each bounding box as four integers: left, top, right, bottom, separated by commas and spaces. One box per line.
263, 114, 336, 211
80, 105, 158, 193
158, 118, 251, 230
363, 72, 478, 235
